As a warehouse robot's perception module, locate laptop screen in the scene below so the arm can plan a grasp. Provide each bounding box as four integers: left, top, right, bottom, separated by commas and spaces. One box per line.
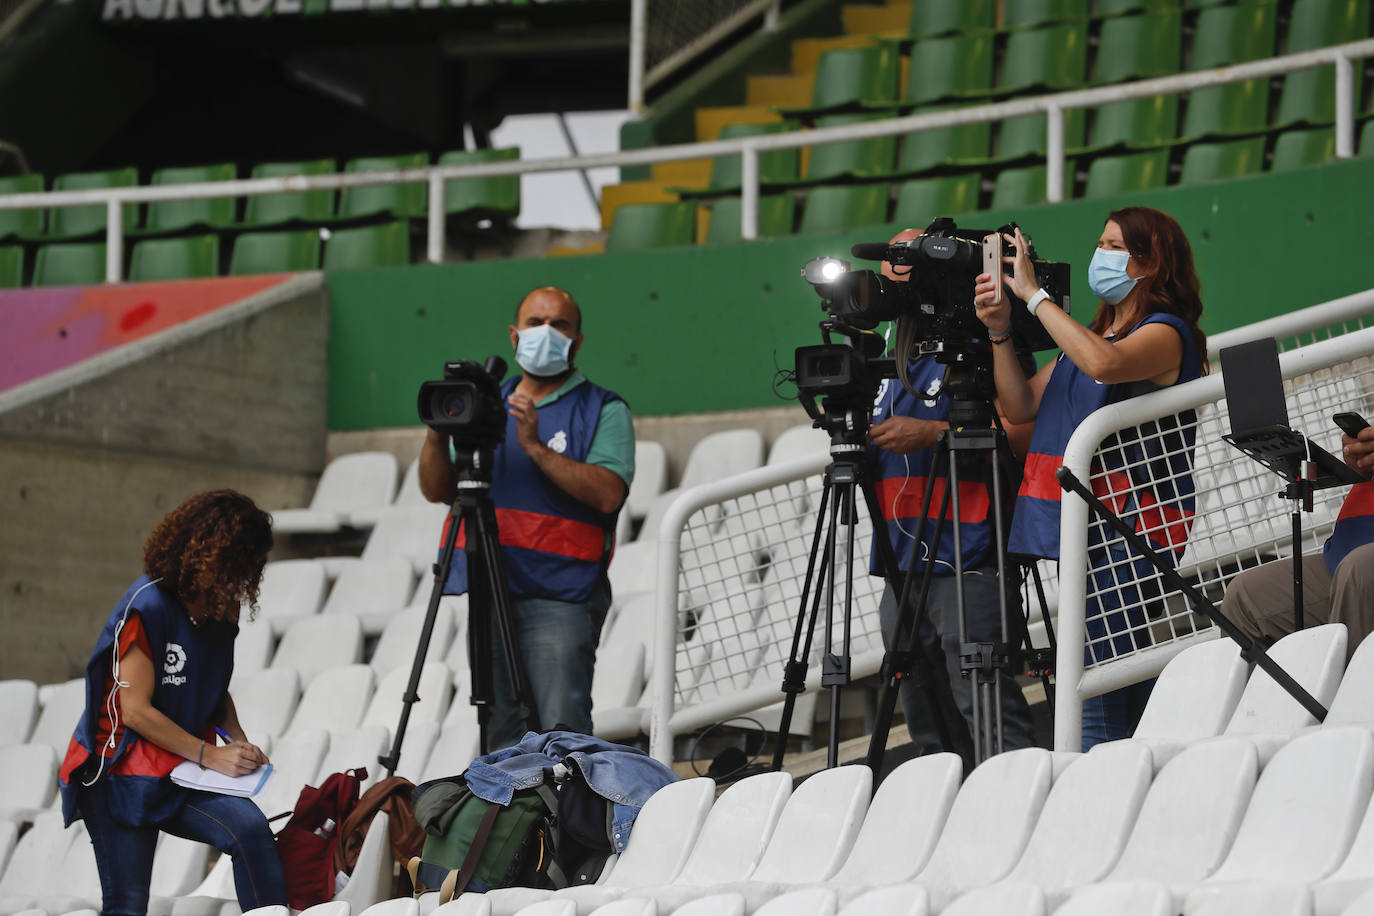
1220, 337, 1289, 435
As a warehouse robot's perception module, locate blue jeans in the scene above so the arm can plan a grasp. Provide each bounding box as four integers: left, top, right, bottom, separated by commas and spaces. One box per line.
879, 560, 1038, 770
1080, 542, 1161, 750
80, 779, 286, 915
479, 578, 611, 750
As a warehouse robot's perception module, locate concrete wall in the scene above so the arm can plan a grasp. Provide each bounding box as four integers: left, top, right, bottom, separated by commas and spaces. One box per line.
0, 275, 331, 684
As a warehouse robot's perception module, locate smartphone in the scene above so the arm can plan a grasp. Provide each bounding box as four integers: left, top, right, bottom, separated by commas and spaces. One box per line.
982, 234, 1003, 305
1334, 411, 1371, 438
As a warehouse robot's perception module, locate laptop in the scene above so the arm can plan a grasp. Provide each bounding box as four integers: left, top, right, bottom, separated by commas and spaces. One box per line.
1219, 337, 1361, 487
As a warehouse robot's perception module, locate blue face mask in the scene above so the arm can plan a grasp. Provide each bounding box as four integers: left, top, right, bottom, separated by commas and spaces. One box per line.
515, 323, 574, 377
1088, 248, 1139, 304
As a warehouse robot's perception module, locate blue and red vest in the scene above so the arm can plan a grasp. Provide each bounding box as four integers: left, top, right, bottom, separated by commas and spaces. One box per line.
868, 357, 995, 575
442, 376, 624, 602
1325, 480, 1374, 574
1009, 313, 1202, 566
59, 575, 236, 826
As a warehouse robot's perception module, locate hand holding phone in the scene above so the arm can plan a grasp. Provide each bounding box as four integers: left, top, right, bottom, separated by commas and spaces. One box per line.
1334, 411, 1371, 439
982, 234, 1003, 306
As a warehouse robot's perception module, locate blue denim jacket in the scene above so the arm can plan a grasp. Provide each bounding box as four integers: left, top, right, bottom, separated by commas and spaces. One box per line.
462, 731, 678, 853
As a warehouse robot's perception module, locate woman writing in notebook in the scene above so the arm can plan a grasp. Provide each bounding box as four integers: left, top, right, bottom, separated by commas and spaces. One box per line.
973, 206, 1206, 750
59, 489, 287, 916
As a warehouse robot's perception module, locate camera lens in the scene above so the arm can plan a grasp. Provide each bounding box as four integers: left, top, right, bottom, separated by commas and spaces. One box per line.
439, 390, 471, 420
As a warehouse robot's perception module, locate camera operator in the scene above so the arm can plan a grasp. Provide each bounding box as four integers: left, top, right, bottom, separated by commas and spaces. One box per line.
974, 206, 1206, 750
872, 228, 1037, 765
1222, 430, 1374, 659
419, 286, 634, 749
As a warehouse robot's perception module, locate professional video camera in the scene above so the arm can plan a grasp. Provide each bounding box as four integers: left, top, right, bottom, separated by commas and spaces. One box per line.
416, 356, 509, 449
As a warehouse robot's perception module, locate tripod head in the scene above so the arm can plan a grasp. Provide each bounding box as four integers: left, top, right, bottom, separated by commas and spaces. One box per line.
451, 444, 498, 491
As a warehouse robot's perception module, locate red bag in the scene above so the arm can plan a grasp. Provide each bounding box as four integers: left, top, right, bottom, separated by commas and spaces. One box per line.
274, 768, 367, 909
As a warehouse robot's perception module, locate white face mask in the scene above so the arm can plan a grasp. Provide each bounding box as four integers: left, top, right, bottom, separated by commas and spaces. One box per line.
1088, 248, 1139, 305
515, 324, 574, 377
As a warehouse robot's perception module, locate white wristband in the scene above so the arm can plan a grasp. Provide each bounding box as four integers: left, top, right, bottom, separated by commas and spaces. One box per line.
1025, 288, 1052, 316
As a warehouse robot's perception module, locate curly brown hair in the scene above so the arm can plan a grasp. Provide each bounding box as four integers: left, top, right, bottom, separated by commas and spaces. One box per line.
143, 489, 274, 625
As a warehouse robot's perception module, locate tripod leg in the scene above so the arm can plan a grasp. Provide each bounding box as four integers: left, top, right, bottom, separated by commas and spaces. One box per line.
472, 501, 541, 739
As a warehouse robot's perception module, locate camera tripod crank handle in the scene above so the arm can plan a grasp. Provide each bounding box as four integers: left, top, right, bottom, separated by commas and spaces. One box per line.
821, 653, 851, 687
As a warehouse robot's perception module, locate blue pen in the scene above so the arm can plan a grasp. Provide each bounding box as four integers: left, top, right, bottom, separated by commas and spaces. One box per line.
215, 727, 232, 744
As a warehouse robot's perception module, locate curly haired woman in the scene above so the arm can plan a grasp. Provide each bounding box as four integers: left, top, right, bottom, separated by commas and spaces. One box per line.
59, 489, 287, 916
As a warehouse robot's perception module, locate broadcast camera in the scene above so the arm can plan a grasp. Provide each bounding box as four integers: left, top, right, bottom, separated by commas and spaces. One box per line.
417, 356, 509, 450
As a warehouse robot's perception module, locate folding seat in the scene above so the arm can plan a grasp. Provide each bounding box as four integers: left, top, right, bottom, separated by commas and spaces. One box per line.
27, 678, 85, 757
998, 23, 1088, 95
360, 662, 453, 732
995, 109, 1087, 161
368, 604, 455, 675
323, 220, 412, 270
1274, 0, 1371, 129
899, 31, 993, 108
797, 184, 890, 235
316, 724, 390, 792
1178, 137, 1267, 186
1185, 883, 1314, 916
1055, 881, 1173, 916
1322, 630, 1374, 728
0, 681, 38, 747
802, 112, 898, 181
989, 162, 1077, 210
282, 664, 375, 737
418, 719, 480, 784
0, 744, 56, 825
128, 235, 221, 282
228, 666, 301, 742
344, 869, 412, 916
580, 901, 654, 916
701, 122, 801, 192
894, 115, 990, 175
1181, 2, 1277, 141
1090, 96, 1179, 151
1092, 9, 1181, 84
272, 613, 364, 687
322, 555, 417, 636
31, 242, 106, 287
254, 727, 330, 816
1271, 127, 1336, 172
680, 430, 766, 491
145, 163, 237, 232
234, 615, 276, 672
604, 202, 695, 253
704, 195, 797, 244
0, 174, 44, 241
1002, 0, 1089, 30
273, 451, 400, 535
48, 167, 138, 239
590, 616, 648, 740
787, 44, 900, 114
834, 885, 927, 916
891, 172, 981, 225
228, 229, 321, 275
148, 833, 213, 906
437, 147, 520, 222
241, 158, 336, 227
626, 441, 667, 523
1362, 119, 1374, 155
599, 180, 679, 232
942, 883, 1046, 916
1096, 0, 1178, 14
1082, 149, 1171, 199
0, 247, 19, 288
1224, 623, 1346, 740
840, 1, 909, 36
343, 502, 457, 579
0, 811, 78, 912
338, 153, 429, 220
17, 818, 102, 914
905, 0, 993, 39
1127, 636, 1248, 758
248, 558, 328, 636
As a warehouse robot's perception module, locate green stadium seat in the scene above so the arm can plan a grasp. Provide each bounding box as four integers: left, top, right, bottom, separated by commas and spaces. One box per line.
894, 114, 991, 174
990, 162, 1076, 210
1002, 0, 1089, 30
0, 174, 44, 240
48, 168, 138, 239
1082, 149, 1171, 198
893, 173, 982, 224
1096, 0, 1179, 16
33, 242, 106, 287
999, 22, 1088, 95
996, 109, 1087, 160
798, 184, 889, 235
1181, 81, 1271, 140
242, 159, 337, 227
786, 44, 899, 113
1361, 119, 1374, 155
145, 163, 237, 233
437, 148, 521, 219
339, 153, 429, 220
129, 235, 220, 282
901, 32, 994, 107
1274, 0, 1369, 128
702, 122, 801, 191
229, 230, 322, 275
906, 0, 994, 39
1270, 127, 1336, 171
0, 245, 22, 288
1093, 10, 1182, 84
323, 221, 412, 270
804, 112, 899, 181
1190, 1, 1276, 69
1090, 96, 1180, 150
605, 201, 695, 252
1178, 136, 1267, 185
704, 195, 797, 244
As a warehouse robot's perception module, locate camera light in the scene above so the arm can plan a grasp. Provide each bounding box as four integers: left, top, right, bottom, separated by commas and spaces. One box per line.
802, 256, 851, 287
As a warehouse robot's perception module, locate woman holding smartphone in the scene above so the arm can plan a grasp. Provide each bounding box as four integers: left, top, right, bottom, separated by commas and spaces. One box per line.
973, 206, 1206, 749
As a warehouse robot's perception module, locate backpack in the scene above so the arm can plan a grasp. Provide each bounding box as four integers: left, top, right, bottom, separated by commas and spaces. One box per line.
336, 775, 426, 876
408, 767, 615, 902
274, 768, 367, 909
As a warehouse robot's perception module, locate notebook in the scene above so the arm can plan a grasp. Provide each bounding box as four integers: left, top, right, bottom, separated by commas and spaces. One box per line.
170, 759, 274, 798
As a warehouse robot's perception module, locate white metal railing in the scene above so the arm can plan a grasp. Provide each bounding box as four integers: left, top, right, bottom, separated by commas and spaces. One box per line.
1052, 289, 1374, 751
0, 38, 1370, 283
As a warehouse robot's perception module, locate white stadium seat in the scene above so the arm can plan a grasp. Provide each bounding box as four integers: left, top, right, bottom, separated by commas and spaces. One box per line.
322, 556, 417, 636
626, 441, 666, 522
369, 604, 455, 676
0, 682, 39, 748
272, 613, 363, 687
272, 451, 399, 535
229, 666, 301, 742
0, 744, 57, 825
249, 559, 328, 637
284, 663, 374, 737
677, 429, 764, 492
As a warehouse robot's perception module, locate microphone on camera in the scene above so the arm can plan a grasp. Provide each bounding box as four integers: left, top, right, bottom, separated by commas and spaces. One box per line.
850, 241, 895, 261
483, 355, 508, 382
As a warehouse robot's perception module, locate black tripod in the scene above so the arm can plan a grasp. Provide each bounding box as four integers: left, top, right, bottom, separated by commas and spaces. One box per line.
380, 443, 540, 777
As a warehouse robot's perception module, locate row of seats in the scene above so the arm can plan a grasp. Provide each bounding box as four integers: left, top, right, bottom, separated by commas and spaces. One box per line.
0, 149, 519, 242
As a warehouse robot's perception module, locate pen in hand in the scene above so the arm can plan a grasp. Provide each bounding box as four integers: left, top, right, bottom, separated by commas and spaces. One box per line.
215, 727, 267, 767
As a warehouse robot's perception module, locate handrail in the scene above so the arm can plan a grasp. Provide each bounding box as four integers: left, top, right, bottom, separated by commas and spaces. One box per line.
1, 38, 1371, 282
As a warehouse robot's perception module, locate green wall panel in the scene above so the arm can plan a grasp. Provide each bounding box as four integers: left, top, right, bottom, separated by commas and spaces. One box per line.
327, 157, 1374, 431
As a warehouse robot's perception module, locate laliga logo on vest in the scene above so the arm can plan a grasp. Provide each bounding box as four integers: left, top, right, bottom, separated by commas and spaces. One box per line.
162, 643, 188, 686
547, 430, 569, 454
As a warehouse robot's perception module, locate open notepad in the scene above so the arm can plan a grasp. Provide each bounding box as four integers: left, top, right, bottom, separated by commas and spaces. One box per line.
170, 759, 274, 798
